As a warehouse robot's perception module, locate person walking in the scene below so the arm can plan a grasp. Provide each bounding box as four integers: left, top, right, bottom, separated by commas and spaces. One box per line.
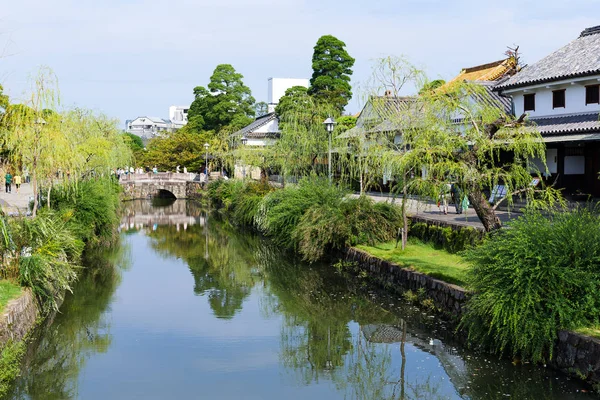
5, 171, 12, 193
13, 173, 21, 194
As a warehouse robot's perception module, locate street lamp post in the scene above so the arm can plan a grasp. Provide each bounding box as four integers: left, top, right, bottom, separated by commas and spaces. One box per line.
204, 143, 209, 183
241, 135, 248, 179
323, 117, 336, 183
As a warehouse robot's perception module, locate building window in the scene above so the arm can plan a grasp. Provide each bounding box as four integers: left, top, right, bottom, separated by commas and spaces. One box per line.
552, 89, 566, 109
524, 93, 535, 112
586, 84, 600, 105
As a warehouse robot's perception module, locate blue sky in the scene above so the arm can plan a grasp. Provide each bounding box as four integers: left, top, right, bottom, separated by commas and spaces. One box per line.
1, 0, 599, 126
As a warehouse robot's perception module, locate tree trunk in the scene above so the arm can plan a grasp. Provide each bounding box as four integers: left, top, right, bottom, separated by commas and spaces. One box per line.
468, 188, 502, 232
32, 172, 38, 217
401, 183, 408, 250
47, 185, 52, 209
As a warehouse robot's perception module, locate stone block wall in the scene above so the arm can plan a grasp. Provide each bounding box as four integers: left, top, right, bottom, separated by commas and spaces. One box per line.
0, 289, 39, 349
553, 330, 600, 385
344, 247, 468, 318
344, 246, 600, 387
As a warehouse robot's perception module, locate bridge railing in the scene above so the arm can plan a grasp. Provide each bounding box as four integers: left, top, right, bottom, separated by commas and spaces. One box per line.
119, 172, 198, 182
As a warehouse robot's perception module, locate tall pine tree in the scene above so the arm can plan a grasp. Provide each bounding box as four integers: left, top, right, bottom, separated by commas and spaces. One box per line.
308, 35, 355, 114
188, 64, 255, 133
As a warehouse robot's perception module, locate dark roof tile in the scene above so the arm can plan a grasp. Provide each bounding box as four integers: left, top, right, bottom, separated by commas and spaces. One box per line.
498, 26, 600, 89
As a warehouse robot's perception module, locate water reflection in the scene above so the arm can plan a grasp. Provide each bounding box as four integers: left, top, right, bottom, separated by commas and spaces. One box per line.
6, 200, 596, 400
7, 244, 128, 400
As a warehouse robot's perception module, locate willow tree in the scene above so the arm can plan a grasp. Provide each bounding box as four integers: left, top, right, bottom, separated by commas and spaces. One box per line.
274, 90, 337, 179
336, 56, 426, 248
0, 69, 67, 215
394, 79, 563, 232
0, 70, 131, 214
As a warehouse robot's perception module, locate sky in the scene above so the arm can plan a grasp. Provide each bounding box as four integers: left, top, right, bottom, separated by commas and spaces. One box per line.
1, 0, 599, 127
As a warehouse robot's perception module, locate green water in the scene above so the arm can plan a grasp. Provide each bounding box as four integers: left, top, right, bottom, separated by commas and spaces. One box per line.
5, 200, 597, 399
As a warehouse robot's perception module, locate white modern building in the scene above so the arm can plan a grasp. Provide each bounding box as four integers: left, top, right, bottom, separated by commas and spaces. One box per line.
267, 77, 309, 112
126, 116, 172, 141
232, 77, 309, 147
126, 105, 190, 142
231, 77, 308, 179
497, 25, 600, 197
169, 105, 189, 129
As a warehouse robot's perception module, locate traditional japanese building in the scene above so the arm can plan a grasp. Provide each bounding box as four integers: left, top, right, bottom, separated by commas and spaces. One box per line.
497, 25, 600, 197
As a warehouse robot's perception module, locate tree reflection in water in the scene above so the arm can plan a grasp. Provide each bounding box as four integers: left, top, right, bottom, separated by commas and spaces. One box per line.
6, 243, 129, 400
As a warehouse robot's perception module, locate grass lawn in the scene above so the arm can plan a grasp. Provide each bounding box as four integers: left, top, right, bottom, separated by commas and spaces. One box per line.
0, 281, 22, 315
356, 240, 470, 287
574, 326, 600, 340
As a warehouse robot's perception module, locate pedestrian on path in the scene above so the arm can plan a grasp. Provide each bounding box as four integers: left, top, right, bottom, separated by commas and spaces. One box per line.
5, 171, 12, 193
14, 174, 21, 194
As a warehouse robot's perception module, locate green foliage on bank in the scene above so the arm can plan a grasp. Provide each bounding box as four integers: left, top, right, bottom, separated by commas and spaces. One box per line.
0, 177, 121, 313
50, 178, 122, 245
409, 221, 484, 253
461, 207, 600, 363
208, 177, 402, 262
0, 340, 25, 397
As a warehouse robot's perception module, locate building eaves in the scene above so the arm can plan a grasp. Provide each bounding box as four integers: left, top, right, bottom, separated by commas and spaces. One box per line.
529, 112, 600, 136
230, 112, 279, 139
497, 26, 600, 90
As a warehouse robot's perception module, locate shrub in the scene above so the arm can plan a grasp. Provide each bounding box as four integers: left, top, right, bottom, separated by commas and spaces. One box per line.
50, 178, 121, 245
293, 195, 401, 262
460, 207, 600, 363
257, 177, 348, 248
409, 220, 483, 253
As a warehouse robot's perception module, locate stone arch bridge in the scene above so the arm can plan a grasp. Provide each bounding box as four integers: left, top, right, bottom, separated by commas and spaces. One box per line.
120, 172, 204, 199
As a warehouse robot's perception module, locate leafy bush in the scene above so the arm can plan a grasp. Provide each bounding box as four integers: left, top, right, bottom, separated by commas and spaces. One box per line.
0, 341, 25, 397
410, 221, 483, 253
293, 195, 401, 262
207, 179, 273, 227
6, 211, 83, 312
256, 177, 348, 248
50, 178, 121, 245
460, 208, 600, 363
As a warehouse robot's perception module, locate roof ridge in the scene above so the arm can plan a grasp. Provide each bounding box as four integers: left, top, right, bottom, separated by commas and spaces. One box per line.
580, 25, 600, 37
530, 111, 600, 120
462, 59, 506, 73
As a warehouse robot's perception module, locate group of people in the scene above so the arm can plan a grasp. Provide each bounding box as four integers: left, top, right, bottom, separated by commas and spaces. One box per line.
438, 183, 469, 215
4, 171, 24, 194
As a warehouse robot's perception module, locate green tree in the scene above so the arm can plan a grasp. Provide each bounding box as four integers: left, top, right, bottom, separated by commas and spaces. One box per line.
308, 35, 355, 113
140, 130, 210, 172
188, 64, 255, 133
418, 79, 445, 95
394, 79, 562, 232
275, 86, 311, 120
0, 84, 8, 114
254, 101, 269, 117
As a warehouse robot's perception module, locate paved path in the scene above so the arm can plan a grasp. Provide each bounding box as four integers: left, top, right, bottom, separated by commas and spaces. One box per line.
361, 192, 517, 230
0, 182, 34, 215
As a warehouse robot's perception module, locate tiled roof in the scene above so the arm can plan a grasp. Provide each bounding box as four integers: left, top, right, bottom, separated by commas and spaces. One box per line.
470, 81, 513, 114
530, 112, 600, 136
498, 26, 600, 89
230, 112, 279, 139
446, 58, 517, 85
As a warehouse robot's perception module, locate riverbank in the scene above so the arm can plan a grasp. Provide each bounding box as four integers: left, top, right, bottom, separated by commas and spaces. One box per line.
0, 177, 123, 395
350, 231, 600, 390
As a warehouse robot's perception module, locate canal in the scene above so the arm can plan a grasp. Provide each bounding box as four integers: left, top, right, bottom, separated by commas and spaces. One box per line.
5, 200, 596, 399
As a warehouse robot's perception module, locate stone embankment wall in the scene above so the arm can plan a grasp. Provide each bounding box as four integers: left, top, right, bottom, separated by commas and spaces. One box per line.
0, 289, 38, 349
553, 330, 600, 385
343, 247, 467, 318
345, 245, 600, 387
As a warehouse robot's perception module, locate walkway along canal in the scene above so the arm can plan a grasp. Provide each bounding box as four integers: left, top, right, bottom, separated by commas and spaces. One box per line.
4, 199, 596, 399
